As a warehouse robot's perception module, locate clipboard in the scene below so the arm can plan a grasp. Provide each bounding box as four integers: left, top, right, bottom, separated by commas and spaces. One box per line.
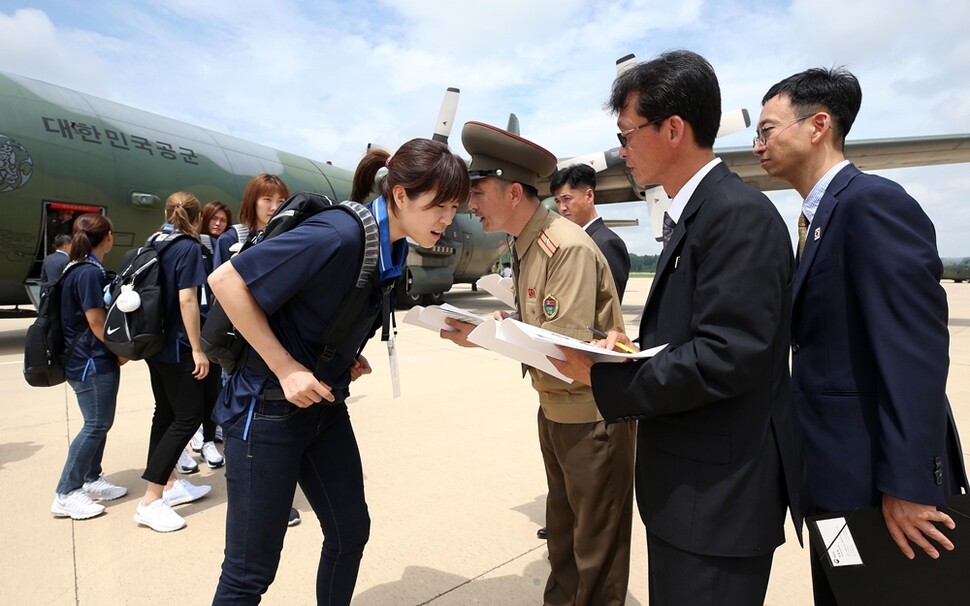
807, 494, 970, 606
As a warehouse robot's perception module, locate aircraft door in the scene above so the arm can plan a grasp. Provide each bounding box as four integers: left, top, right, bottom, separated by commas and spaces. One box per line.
25, 200, 106, 308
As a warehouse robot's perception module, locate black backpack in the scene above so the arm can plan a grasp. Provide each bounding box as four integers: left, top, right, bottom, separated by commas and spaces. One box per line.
23, 260, 95, 387
201, 192, 381, 374
103, 232, 189, 360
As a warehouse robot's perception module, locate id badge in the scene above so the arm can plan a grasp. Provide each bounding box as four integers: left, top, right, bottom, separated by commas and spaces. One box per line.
387, 334, 401, 399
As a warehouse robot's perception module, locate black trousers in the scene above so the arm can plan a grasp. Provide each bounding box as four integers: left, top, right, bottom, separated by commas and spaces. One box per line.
646, 531, 775, 606
143, 356, 204, 485
200, 362, 223, 442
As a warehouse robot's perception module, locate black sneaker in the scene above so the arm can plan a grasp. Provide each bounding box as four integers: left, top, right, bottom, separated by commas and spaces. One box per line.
288, 508, 301, 527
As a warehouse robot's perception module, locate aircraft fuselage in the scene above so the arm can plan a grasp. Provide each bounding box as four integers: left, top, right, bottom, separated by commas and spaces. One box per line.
0, 71, 499, 309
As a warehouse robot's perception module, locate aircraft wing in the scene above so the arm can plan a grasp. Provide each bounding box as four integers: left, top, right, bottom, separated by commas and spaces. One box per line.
540, 133, 970, 202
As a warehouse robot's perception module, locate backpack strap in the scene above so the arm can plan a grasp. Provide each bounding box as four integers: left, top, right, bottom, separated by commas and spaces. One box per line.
338, 201, 379, 288
56, 259, 97, 362
150, 231, 192, 249
313, 202, 382, 368
233, 224, 250, 247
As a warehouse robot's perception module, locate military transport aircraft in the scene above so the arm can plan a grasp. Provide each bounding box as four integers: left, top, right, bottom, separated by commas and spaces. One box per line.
2, 67, 970, 314
0, 71, 505, 313
943, 258, 970, 283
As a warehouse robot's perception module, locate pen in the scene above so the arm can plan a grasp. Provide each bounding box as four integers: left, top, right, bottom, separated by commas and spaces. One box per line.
586, 326, 637, 354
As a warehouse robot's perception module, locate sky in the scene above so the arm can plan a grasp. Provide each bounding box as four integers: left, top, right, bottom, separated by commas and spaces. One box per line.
1, 0, 968, 256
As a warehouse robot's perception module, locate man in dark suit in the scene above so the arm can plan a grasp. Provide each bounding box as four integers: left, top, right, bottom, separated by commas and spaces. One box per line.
552, 50, 807, 606
40, 234, 72, 295
755, 67, 968, 605
551, 164, 630, 302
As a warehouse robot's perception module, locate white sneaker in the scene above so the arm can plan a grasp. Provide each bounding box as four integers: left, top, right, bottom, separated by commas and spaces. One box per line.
52, 489, 105, 520
189, 426, 204, 452
201, 441, 224, 469
134, 498, 185, 532
214, 425, 224, 443
83, 475, 128, 501
176, 448, 199, 474
163, 478, 211, 506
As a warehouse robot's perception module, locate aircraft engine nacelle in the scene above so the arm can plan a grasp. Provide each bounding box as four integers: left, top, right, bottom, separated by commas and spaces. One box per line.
405, 266, 453, 297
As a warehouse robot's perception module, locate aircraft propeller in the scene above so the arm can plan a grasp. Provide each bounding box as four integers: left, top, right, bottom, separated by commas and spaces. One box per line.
432, 87, 460, 144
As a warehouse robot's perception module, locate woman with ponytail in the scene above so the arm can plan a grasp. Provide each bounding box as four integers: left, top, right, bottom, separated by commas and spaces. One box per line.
50, 213, 127, 521
210, 138, 469, 604
133, 191, 212, 533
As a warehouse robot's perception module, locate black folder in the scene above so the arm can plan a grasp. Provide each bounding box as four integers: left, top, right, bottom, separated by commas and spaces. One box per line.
807, 494, 970, 606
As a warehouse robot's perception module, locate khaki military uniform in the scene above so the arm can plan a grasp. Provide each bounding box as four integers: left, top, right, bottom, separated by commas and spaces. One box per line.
514, 204, 636, 606
514, 204, 621, 421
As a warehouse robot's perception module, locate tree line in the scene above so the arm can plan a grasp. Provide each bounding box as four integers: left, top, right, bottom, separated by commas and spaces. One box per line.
629, 253, 659, 274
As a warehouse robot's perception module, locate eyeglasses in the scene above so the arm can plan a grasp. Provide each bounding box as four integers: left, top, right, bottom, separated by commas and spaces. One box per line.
616, 116, 667, 147
752, 115, 813, 147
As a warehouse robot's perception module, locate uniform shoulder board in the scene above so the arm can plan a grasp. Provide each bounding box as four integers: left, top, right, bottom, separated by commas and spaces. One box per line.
537, 229, 559, 258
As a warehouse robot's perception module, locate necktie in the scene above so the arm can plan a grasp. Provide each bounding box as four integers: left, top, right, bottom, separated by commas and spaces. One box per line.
662, 212, 675, 248
797, 212, 809, 259
508, 235, 519, 307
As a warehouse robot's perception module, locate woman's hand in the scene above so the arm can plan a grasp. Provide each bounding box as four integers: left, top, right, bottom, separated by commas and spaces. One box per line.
191, 349, 210, 380
350, 355, 372, 381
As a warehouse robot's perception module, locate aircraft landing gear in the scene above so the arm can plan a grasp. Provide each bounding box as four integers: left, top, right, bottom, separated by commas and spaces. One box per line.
395, 283, 423, 309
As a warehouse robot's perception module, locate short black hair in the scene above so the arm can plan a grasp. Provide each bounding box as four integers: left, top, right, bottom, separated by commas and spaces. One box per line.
606, 49, 721, 148
550, 164, 596, 193
761, 67, 862, 149
53, 234, 72, 248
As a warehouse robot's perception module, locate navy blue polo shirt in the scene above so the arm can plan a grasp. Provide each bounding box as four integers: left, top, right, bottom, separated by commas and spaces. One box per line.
149, 235, 207, 364
215, 207, 402, 426
60, 260, 118, 379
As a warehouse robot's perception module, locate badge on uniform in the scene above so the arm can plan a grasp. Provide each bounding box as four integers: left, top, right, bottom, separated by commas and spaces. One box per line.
542, 294, 559, 319
814, 227, 821, 241
528, 287, 537, 300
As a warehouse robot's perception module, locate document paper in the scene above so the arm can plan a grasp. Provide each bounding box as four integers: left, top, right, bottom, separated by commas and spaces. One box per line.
468, 319, 573, 383
401, 303, 485, 332
475, 274, 516, 308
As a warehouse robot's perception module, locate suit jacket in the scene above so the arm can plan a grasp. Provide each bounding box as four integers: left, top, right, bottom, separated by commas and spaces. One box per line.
590, 162, 808, 558
40, 250, 70, 294
792, 163, 968, 513
586, 217, 630, 302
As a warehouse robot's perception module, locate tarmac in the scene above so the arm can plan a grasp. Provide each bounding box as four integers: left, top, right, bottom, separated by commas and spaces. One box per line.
1, 275, 968, 605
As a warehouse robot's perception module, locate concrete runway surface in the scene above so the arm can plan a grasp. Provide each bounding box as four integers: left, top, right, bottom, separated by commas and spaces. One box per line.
1, 276, 967, 605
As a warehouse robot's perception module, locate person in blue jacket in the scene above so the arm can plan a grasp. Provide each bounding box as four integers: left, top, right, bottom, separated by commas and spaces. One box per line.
209, 138, 469, 605
50, 213, 127, 520
133, 191, 213, 533
754, 66, 968, 605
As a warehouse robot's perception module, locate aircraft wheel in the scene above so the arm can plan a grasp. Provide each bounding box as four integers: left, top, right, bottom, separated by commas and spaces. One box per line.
424, 291, 445, 305
395, 284, 423, 309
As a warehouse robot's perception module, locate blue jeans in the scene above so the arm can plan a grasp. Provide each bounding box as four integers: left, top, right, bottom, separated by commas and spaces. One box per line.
55, 368, 121, 494
213, 398, 370, 605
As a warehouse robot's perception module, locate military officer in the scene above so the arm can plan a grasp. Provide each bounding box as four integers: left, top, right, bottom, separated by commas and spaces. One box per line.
441, 121, 636, 606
